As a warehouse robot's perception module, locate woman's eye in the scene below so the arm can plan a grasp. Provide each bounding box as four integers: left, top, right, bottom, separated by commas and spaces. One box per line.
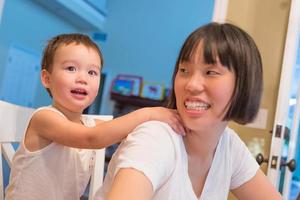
206, 70, 219, 75
178, 67, 188, 74
88, 70, 98, 76
66, 66, 76, 71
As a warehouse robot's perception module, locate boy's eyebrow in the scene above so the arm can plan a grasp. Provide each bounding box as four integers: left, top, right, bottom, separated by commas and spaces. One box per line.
90, 64, 101, 69
61, 59, 78, 65
61, 60, 100, 68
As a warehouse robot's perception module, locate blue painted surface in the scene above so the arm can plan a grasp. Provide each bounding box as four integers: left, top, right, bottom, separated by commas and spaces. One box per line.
0, 0, 82, 108
0, 0, 82, 191
99, 0, 214, 114
0, 0, 214, 113
0, 0, 214, 193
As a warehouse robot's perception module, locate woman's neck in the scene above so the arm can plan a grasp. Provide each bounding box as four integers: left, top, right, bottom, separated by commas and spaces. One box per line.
183, 122, 227, 159
183, 122, 228, 197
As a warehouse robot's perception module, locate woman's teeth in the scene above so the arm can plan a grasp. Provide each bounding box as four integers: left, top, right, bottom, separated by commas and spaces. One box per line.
184, 101, 210, 110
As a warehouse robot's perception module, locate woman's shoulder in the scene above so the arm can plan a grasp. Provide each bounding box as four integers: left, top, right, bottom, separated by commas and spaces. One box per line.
224, 127, 243, 141
222, 127, 247, 150
130, 120, 181, 143
119, 120, 182, 154
109, 121, 180, 190
135, 120, 174, 130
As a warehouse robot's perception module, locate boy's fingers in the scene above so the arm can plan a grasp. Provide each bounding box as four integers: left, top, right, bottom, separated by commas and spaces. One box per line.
174, 116, 186, 136
179, 125, 186, 136
177, 123, 186, 136
166, 108, 186, 136
171, 119, 186, 136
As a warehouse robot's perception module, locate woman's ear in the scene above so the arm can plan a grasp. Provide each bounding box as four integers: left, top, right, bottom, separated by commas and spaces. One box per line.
41, 69, 50, 88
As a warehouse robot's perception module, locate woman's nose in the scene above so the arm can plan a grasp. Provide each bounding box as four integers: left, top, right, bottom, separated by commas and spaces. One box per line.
185, 74, 204, 93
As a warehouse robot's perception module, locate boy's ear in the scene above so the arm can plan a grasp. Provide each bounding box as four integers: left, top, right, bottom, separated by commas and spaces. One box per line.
41, 69, 50, 88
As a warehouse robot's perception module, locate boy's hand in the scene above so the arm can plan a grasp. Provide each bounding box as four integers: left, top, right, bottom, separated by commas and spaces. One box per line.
143, 107, 186, 136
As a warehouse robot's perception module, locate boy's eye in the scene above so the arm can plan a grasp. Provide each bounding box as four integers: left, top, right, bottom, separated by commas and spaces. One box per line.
66, 66, 76, 71
88, 70, 98, 76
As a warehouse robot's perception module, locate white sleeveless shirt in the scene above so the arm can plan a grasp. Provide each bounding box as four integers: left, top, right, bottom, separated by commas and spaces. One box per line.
5, 106, 96, 200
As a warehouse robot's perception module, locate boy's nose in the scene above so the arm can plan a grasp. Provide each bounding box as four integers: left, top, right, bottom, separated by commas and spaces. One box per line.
76, 72, 87, 84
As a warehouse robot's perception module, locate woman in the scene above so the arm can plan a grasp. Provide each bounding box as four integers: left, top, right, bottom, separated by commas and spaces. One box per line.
95, 22, 282, 200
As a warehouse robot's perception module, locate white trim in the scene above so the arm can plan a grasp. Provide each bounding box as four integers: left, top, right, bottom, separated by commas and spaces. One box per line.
85, 114, 113, 200
267, 0, 300, 189
0, 145, 3, 200
212, 0, 229, 23
283, 83, 300, 198
0, 0, 4, 25
1, 143, 15, 167
88, 149, 105, 200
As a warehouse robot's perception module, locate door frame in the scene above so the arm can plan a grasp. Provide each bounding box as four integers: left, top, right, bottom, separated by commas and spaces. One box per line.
282, 77, 300, 198
212, 0, 229, 22
267, 0, 300, 192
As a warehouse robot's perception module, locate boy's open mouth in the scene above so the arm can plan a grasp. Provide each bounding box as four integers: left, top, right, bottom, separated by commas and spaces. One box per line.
71, 89, 88, 96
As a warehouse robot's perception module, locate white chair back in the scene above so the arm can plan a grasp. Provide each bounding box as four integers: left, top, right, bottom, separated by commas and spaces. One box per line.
0, 100, 34, 200
86, 115, 113, 200
0, 100, 111, 200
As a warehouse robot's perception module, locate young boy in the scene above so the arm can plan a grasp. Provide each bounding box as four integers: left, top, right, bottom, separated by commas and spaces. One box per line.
5, 33, 184, 200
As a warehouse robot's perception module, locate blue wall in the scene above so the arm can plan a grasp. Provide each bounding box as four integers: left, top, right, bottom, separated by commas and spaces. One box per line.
100, 0, 214, 114
0, 0, 214, 191
0, 0, 214, 113
0, 0, 85, 108
0, 0, 83, 188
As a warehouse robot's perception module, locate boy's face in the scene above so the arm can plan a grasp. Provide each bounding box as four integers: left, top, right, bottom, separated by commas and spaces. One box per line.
41, 43, 101, 113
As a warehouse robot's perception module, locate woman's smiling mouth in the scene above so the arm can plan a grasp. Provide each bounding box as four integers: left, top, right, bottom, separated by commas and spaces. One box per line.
184, 100, 211, 111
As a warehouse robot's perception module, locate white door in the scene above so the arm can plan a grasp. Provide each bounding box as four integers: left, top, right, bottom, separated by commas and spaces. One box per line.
267, 0, 300, 199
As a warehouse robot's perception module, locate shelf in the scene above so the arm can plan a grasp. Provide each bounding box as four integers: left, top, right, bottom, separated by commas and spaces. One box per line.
110, 93, 167, 107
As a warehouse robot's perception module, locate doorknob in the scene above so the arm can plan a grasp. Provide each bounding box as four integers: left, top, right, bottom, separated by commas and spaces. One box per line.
256, 153, 269, 165
256, 153, 297, 172
280, 159, 296, 172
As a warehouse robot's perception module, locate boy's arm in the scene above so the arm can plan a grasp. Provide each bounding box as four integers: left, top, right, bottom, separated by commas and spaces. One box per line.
31, 107, 183, 148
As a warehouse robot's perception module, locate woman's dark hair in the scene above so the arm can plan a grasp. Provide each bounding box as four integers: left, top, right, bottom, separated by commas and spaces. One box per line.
168, 22, 263, 124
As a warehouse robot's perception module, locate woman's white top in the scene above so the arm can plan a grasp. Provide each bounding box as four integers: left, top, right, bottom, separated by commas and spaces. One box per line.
95, 121, 259, 200
5, 106, 96, 200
